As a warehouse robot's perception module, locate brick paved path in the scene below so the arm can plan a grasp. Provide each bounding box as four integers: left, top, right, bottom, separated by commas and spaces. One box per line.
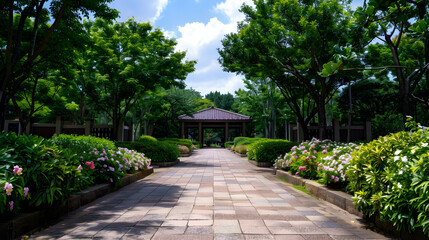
32, 149, 391, 240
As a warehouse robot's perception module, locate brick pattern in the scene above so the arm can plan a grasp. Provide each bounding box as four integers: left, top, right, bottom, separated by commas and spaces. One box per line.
31, 149, 392, 240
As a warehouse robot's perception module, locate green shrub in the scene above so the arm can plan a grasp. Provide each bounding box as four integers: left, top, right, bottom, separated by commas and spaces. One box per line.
225, 141, 234, 149
51, 134, 117, 152
51, 134, 129, 186
140, 135, 158, 142
233, 137, 250, 147
117, 139, 179, 163
159, 138, 193, 152
249, 140, 298, 163
347, 125, 429, 236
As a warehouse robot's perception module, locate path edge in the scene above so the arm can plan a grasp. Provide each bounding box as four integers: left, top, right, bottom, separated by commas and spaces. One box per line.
0, 168, 154, 239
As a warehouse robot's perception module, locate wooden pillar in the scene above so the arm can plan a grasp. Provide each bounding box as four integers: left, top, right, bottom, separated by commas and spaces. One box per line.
365, 120, 372, 142
117, 121, 124, 141
85, 119, 92, 136
181, 122, 185, 139
334, 118, 340, 142
297, 119, 304, 142
198, 122, 203, 147
242, 122, 246, 137
130, 123, 135, 142
56, 116, 63, 136
225, 122, 229, 142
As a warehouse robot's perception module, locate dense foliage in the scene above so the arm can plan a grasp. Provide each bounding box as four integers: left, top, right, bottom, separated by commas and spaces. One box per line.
116, 138, 179, 163
347, 125, 429, 235
248, 140, 298, 163
0, 133, 150, 218
158, 138, 194, 153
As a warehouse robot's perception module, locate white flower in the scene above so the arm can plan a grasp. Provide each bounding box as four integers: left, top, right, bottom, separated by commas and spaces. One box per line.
422, 143, 428, 148
394, 150, 401, 155
401, 156, 408, 163
394, 156, 400, 161
397, 183, 402, 188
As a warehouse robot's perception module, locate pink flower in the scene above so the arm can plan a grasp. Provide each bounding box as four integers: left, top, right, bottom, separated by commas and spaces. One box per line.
9, 201, 14, 211
85, 161, 95, 170
331, 175, 335, 180
109, 178, 113, 183
24, 187, 29, 197
77, 165, 83, 171
298, 166, 306, 171
294, 156, 298, 159
322, 150, 327, 154
334, 177, 339, 182
4, 182, 13, 196
313, 150, 317, 154
295, 172, 299, 175
13, 165, 23, 175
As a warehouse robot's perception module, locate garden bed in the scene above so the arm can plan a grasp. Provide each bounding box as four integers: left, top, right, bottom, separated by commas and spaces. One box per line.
0, 168, 153, 239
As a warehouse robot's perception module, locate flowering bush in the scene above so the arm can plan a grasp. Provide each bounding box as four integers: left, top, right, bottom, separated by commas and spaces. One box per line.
1, 133, 152, 219
347, 122, 429, 236
275, 138, 336, 179
317, 143, 360, 187
178, 145, 190, 154
0, 132, 83, 217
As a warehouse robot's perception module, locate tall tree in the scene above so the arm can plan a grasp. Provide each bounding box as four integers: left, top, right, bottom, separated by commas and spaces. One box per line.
205, 91, 234, 111
86, 19, 196, 140
0, 0, 118, 130
332, 0, 429, 120
219, 0, 372, 139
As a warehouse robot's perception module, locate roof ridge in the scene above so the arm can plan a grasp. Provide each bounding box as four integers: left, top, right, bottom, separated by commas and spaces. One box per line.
178, 106, 251, 120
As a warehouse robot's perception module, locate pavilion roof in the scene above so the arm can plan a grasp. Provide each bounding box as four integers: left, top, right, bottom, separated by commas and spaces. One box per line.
178, 106, 251, 121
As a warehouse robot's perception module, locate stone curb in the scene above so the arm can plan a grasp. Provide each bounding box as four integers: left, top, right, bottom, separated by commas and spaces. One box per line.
179, 153, 192, 157
0, 168, 154, 239
275, 169, 362, 217
248, 159, 273, 168
152, 159, 180, 167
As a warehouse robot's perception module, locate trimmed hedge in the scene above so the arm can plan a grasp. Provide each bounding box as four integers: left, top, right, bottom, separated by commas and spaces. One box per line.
248, 139, 298, 163
158, 138, 193, 152
116, 138, 179, 163
140, 135, 157, 142
225, 141, 234, 149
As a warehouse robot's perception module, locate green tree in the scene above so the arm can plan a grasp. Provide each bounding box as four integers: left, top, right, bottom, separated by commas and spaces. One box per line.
339, 0, 429, 120
219, 0, 371, 139
0, 0, 118, 130
85, 19, 196, 140
205, 91, 234, 111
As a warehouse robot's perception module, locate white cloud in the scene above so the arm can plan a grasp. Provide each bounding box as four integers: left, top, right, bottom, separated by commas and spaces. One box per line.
151, 0, 169, 23
194, 60, 219, 75
176, 17, 235, 59
161, 28, 176, 39
215, 0, 254, 23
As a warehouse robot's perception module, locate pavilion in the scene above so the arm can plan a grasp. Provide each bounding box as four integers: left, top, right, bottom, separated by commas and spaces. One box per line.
178, 106, 252, 147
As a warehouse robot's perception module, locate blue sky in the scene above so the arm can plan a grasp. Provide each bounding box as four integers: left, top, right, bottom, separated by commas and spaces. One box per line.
108, 0, 364, 96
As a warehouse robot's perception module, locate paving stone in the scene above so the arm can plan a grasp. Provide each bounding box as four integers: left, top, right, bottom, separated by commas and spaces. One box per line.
29, 149, 391, 240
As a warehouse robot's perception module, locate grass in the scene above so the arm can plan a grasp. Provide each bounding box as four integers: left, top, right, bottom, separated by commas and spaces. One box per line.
276, 176, 312, 196
276, 176, 289, 183
291, 185, 312, 196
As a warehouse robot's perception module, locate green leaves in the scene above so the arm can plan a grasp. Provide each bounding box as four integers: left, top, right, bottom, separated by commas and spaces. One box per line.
348, 128, 429, 236
320, 60, 343, 77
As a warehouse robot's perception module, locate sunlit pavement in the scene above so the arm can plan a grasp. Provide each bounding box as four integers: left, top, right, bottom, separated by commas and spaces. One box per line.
31, 148, 392, 240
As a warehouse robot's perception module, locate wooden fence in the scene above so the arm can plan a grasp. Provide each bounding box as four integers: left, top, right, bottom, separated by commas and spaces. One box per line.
288, 119, 372, 142
4, 117, 134, 141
